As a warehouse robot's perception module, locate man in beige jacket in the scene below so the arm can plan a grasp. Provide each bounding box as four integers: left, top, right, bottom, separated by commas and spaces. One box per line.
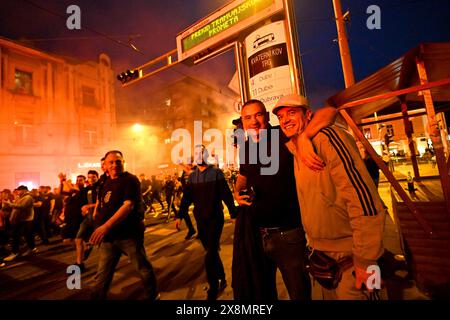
273, 94, 386, 300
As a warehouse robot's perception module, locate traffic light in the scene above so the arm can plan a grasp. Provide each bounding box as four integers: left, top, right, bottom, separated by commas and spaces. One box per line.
117, 69, 142, 84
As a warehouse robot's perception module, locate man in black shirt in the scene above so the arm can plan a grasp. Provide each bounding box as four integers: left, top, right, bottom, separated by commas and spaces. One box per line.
74, 170, 99, 271
177, 145, 236, 300
90, 150, 158, 300
234, 99, 336, 300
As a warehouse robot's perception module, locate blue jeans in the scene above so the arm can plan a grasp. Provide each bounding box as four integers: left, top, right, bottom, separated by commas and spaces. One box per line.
260, 227, 311, 300
91, 238, 158, 300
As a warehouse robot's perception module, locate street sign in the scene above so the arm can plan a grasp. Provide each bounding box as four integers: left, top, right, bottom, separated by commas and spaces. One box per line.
245, 20, 294, 118
176, 0, 284, 61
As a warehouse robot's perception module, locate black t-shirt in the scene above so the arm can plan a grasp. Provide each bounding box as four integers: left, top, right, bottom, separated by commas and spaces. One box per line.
140, 179, 151, 193
151, 179, 163, 193
239, 126, 301, 229
33, 195, 45, 217
64, 187, 88, 222
41, 192, 54, 215
53, 193, 63, 211
98, 172, 143, 241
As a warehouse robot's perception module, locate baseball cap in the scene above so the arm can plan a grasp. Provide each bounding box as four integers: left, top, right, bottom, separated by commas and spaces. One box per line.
272, 94, 310, 115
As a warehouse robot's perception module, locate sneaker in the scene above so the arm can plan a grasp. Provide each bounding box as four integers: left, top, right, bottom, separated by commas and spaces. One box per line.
184, 230, 196, 240
4, 253, 19, 262
83, 246, 93, 261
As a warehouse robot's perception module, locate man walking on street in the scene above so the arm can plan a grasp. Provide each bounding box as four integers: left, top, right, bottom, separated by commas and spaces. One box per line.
3, 186, 37, 261
177, 145, 236, 300
90, 150, 159, 300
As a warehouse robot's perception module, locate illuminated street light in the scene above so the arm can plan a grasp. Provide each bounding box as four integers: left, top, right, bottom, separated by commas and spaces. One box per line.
132, 123, 143, 133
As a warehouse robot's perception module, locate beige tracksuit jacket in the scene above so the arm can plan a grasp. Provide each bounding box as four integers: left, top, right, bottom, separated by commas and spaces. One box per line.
286, 125, 385, 269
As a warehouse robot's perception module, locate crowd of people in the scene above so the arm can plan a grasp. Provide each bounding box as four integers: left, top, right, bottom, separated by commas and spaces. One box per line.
0, 94, 392, 301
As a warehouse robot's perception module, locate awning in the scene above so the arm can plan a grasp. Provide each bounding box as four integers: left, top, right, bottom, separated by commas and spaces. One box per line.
327, 43, 450, 122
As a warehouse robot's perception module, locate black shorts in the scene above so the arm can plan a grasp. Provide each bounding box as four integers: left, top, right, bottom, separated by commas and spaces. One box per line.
76, 217, 96, 242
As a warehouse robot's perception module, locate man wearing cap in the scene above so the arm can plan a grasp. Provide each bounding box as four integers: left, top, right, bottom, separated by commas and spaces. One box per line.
234, 98, 336, 300
3, 186, 37, 261
273, 94, 386, 299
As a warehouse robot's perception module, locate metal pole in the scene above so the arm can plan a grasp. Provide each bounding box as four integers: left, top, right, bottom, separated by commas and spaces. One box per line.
234, 41, 249, 103
283, 0, 305, 96
332, 0, 355, 88
416, 53, 450, 217
339, 109, 434, 237
400, 99, 421, 180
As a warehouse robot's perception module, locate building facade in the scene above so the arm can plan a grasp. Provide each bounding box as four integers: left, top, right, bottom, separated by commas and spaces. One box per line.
359, 109, 449, 158
117, 76, 239, 175
0, 38, 116, 189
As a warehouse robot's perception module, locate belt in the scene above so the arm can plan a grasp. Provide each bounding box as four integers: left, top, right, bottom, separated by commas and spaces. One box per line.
259, 226, 296, 234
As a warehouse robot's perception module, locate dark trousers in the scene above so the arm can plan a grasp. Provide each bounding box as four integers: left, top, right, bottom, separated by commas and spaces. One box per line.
165, 193, 178, 220
197, 217, 225, 290
35, 211, 51, 242
261, 228, 311, 300
91, 238, 158, 300
12, 221, 35, 254
179, 211, 196, 234
150, 192, 165, 209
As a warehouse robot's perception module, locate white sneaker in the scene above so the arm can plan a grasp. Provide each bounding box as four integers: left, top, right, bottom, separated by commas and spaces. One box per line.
4, 253, 19, 262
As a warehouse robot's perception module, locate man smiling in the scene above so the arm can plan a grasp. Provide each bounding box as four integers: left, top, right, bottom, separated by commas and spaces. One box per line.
90, 150, 159, 300
273, 94, 386, 299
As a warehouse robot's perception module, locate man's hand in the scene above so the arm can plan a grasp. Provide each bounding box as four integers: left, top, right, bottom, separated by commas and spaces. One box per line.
354, 265, 372, 292
81, 205, 90, 216
90, 224, 110, 245
296, 133, 325, 172
175, 219, 181, 231
235, 193, 252, 206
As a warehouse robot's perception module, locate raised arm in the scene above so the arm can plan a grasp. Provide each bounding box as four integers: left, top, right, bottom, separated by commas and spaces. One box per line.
297, 106, 337, 171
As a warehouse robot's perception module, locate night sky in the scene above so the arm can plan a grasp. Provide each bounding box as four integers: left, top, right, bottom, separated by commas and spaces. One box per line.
1, 0, 449, 110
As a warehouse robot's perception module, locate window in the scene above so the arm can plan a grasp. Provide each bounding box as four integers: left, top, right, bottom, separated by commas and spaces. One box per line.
363, 128, 372, 139
201, 108, 209, 116
82, 86, 96, 106
14, 111, 35, 144
82, 125, 98, 147
14, 69, 33, 95
15, 172, 40, 190
15, 123, 34, 144
386, 124, 394, 136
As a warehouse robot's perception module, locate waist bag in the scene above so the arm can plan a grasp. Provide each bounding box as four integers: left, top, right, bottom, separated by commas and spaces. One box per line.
305, 248, 353, 290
